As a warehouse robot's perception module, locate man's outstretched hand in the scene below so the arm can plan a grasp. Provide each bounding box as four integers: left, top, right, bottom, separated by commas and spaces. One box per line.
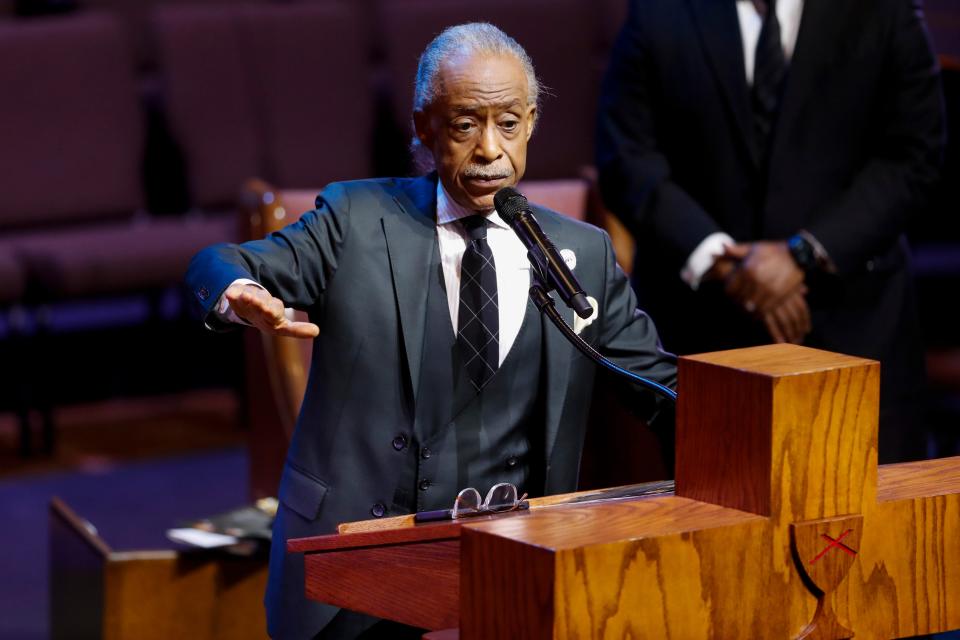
224, 283, 319, 338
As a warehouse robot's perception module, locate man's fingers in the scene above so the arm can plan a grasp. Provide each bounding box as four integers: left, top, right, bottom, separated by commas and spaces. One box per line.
789, 293, 811, 336
778, 294, 811, 344
223, 284, 316, 337
791, 292, 812, 337
232, 288, 285, 324
763, 311, 786, 343
780, 301, 803, 344
276, 321, 321, 339
725, 266, 756, 309
723, 243, 752, 260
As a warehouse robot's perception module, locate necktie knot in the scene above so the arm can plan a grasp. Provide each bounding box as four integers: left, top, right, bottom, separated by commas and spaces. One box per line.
461, 215, 488, 242
752, 0, 774, 19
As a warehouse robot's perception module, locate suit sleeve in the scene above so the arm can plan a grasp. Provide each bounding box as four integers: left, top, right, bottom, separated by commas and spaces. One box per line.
805, 0, 945, 273
185, 182, 351, 329
596, 1, 723, 268
594, 227, 678, 410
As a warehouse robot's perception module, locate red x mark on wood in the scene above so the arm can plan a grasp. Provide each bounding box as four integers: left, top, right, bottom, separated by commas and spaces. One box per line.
810, 529, 857, 564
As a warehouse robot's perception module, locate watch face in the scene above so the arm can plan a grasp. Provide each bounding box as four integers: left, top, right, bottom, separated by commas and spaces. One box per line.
789, 236, 815, 270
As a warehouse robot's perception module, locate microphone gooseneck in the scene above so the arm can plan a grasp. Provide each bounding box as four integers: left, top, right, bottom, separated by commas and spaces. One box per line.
495, 187, 676, 404
494, 187, 593, 319
529, 284, 678, 403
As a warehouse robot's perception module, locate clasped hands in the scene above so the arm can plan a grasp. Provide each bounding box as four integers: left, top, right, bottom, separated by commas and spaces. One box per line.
708, 241, 811, 344
224, 283, 319, 338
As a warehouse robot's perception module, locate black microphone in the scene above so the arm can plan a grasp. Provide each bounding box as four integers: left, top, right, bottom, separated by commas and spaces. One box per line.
494, 187, 594, 319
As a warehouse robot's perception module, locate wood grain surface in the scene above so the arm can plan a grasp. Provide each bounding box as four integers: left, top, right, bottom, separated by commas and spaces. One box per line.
878, 455, 960, 502
458, 496, 761, 550
289, 517, 463, 553
460, 528, 557, 640
304, 540, 460, 630
835, 492, 960, 638
676, 344, 879, 522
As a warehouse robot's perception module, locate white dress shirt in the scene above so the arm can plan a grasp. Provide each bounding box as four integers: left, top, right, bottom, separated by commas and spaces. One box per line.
682, 0, 804, 289
436, 182, 531, 366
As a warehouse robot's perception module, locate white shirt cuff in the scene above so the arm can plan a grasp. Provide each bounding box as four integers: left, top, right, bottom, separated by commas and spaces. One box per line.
216, 278, 264, 325
681, 232, 736, 290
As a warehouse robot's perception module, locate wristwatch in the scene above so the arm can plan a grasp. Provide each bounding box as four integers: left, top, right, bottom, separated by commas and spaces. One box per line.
787, 233, 817, 272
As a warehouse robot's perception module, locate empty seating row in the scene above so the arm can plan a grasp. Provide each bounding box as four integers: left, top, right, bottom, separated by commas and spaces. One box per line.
4, 0, 621, 200
154, 2, 373, 207
0, 13, 237, 307
152, 0, 610, 187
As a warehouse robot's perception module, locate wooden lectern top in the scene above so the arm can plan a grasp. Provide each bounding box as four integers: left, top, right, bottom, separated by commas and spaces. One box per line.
456, 495, 761, 551
683, 343, 875, 377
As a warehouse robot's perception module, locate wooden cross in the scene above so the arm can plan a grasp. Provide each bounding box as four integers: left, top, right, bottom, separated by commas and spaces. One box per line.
291, 344, 960, 639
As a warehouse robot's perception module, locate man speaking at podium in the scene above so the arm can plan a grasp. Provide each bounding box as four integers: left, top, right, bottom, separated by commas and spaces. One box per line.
186, 22, 676, 640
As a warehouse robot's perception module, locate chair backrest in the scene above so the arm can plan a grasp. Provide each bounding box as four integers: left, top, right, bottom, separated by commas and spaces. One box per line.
240, 3, 372, 190
519, 173, 635, 275
85, 0, 267, 68
517, 178, 589, 221
379, 0, 599, 179
0, 13, 143, 230
926, 0, 960, 59
155, 3, 372, 209
240, 179, 315, 429
239, 179, 316, 498
154, 6, 261, 209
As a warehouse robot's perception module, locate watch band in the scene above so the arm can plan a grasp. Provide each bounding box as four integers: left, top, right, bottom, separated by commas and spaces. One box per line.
787, 233, 817, 271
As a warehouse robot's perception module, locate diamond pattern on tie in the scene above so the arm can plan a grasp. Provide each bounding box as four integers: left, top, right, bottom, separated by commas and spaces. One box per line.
458, 215, 499, 391
752, 0, 788, 160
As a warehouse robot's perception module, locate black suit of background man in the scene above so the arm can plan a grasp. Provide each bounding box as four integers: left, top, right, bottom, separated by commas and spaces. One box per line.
597, 0, 946, 463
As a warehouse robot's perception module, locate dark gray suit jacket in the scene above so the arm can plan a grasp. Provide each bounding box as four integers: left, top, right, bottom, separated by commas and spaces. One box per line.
186, 173, 677, 639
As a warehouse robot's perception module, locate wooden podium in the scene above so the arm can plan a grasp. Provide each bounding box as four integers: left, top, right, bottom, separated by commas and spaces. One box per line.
288, 344, 960, 639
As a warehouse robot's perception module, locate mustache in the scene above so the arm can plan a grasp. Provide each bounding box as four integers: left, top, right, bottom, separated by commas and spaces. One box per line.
462, 164, 514, 180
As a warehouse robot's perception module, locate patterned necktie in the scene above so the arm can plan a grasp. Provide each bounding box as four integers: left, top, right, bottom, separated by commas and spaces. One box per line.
457, 215, 499, 391
752, 0, 788, 159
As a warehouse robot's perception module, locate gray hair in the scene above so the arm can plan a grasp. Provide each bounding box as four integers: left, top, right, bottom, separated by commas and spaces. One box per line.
410, 22, 542, 170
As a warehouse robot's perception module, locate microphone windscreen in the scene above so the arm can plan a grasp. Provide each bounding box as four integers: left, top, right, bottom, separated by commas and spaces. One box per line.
493, 187, 528, 224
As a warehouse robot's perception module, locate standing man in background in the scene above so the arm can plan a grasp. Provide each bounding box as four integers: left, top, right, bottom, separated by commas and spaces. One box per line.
597, 0, 945, 463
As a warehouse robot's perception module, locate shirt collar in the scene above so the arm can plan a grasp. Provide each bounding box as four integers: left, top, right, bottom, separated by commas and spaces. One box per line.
436, 180, 510, 230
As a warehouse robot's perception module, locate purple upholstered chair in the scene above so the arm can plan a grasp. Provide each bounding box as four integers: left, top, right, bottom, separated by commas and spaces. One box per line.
153, 2, 372, 204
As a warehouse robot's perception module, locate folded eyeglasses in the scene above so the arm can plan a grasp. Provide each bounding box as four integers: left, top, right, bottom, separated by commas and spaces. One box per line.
413, 482, 529, 523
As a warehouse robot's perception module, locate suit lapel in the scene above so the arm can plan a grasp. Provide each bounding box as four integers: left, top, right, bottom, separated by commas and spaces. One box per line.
688, 0, 759, 165
534, 211, 577, 463
382, 174, 438, 403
